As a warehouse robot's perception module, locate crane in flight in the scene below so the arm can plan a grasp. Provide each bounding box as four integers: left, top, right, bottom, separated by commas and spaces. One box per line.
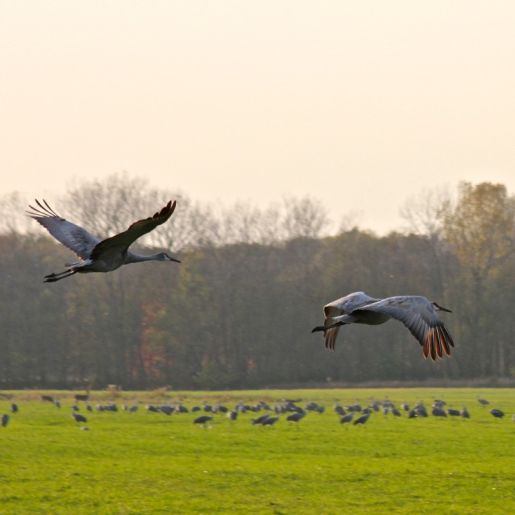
28, 199, 180, 282
312, 291, 454, 361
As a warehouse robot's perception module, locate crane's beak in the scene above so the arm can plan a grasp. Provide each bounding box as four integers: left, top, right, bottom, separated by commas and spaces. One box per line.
437, 303, 452, 313
166, 254, 181, 263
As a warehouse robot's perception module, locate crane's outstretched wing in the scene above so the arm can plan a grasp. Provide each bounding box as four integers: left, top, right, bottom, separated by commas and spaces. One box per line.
27, 199, 100, 260
320, 292, 378, 350
353, 296, 454, 360
90, 200, 176, 259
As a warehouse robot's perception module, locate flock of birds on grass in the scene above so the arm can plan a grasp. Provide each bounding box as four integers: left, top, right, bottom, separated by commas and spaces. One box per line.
28, 199, 456, 361
1, 394, 513, 431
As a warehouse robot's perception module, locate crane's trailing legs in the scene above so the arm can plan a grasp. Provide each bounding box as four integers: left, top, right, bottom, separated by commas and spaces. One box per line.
44, 270, 78, 283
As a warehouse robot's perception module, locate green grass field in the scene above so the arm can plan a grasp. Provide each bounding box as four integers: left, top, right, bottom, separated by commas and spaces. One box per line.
1, 388, 514, 514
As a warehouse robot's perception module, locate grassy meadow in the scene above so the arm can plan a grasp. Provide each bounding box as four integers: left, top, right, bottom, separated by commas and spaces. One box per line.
1, 388, 514, 514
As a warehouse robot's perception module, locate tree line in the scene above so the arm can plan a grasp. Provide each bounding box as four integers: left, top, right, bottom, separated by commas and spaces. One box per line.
1, 175, 514, 389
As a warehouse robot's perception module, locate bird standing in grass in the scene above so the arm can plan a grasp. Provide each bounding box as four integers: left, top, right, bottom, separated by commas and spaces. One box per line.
28, 199, 180, 282
72, 413, 88, 424
286, 412, 306, 423
340, 413, 354, 424
353, 413, 370, 425
1, 414, 9, 427
262, 416, 279, 426
312, 291, 454, 361
194, 415, 213, 427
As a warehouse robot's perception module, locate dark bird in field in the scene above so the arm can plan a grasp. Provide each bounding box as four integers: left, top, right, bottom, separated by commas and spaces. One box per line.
408, 409, 417, 419
312, 292, 454, 360
191, 406, 201, 412
461, 407, 470, 419
401, 403, 410, 412
432, 407, 447, 417
72, 413, 88, 423
478, 398, 490, 406
371, 402, 381, 412
414, 404, 428, 417
54, 400, 61, 408
340, 413, 354, 424
160, 406, 173, 416
72, 405, 80, 412
1, 414, 9, 427
28, 199, 180, 282
447, 408, 461, 417
74, 394, 89, 402
11, 403, 18, 413
490, 409, 504, 419
262, 416, 279, 426
41, 395, 54, 402
286, 412, 306, 423
252, 414, 272, 425
194, 415, 213, 426
334, 405, 346, 416
227, 411, 238, 421
391, 408, 401, 417
86, 404, 93, 412
353, 413, 370, 425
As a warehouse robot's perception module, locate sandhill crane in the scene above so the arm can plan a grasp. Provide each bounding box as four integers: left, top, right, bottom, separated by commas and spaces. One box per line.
1, 414, 9, 427
27, 199, 180, 282
72, 413, 87, 423
312, 291, 454, 361
353, 413, 370, 425
340, 413, 354, 424
262, 416, 279, 426
490, 409, 504, 419
194, 415, 213, 427
286, 412, 306, 423
432, 406, 447, 417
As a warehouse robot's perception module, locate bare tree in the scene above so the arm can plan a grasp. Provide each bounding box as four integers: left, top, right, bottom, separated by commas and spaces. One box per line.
281, 196, 330, 239
400, 186, 451, 238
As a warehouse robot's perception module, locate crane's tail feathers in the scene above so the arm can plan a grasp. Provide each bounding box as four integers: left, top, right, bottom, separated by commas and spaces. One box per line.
44, 270, 77, 283
422, 326, 454, 361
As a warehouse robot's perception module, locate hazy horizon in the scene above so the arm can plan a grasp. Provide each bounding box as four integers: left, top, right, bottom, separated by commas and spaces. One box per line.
1, 1, 514, 234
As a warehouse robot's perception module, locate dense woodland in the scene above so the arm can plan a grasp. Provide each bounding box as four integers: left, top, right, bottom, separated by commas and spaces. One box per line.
1, 175, 514, 389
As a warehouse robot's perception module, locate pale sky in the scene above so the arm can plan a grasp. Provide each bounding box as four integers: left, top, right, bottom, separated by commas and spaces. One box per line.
1, 1, 514, 233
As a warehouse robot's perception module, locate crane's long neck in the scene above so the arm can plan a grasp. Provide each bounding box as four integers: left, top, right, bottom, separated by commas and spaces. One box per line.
125, 252, 162, 264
